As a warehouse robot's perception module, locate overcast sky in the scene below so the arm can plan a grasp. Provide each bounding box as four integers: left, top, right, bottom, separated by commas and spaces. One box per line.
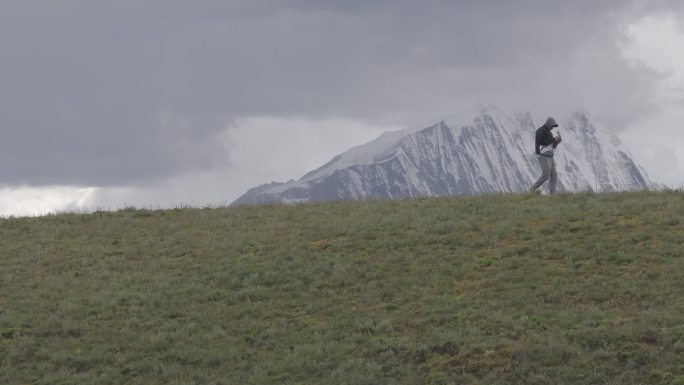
1, 1, 684, 216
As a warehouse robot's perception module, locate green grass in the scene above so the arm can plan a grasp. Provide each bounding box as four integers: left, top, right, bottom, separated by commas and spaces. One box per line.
1, 190, 684, 384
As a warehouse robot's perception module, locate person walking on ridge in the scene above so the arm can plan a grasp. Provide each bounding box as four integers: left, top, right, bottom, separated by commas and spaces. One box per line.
530, 117, 562, 193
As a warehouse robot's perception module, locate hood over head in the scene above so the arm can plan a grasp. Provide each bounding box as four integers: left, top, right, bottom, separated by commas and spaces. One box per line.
544, 117, 559, 128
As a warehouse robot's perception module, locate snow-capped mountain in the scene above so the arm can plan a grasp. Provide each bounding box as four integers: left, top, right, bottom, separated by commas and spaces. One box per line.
232, 105, 655, 205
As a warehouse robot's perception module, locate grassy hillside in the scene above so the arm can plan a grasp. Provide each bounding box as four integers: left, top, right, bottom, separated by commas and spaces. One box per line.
1, 191, 684, 385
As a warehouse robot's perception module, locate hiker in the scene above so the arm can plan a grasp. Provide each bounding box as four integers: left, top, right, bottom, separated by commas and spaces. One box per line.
530, 117, 562, 193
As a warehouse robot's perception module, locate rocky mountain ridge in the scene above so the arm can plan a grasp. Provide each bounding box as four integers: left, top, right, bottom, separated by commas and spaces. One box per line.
233, 106, 654, 205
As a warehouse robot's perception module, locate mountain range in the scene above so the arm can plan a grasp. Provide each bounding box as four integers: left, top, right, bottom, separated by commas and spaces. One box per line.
232, 105, 655, 205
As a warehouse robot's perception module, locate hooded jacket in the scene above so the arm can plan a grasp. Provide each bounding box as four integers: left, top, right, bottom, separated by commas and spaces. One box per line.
535, 117, 559, 156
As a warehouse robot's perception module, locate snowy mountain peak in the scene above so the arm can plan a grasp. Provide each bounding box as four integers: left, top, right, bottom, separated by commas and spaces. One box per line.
232, 106, 655, 205
441, 102, 504, 129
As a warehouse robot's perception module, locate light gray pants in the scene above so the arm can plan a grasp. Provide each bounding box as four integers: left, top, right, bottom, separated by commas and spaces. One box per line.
530, 155, 557, 193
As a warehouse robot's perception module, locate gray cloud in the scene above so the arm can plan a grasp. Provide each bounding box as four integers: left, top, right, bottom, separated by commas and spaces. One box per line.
0, 0, 682, 187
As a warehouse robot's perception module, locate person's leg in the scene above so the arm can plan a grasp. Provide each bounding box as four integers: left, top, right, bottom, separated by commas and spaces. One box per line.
530, 156, 551, 191
549, 157, 558, 193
